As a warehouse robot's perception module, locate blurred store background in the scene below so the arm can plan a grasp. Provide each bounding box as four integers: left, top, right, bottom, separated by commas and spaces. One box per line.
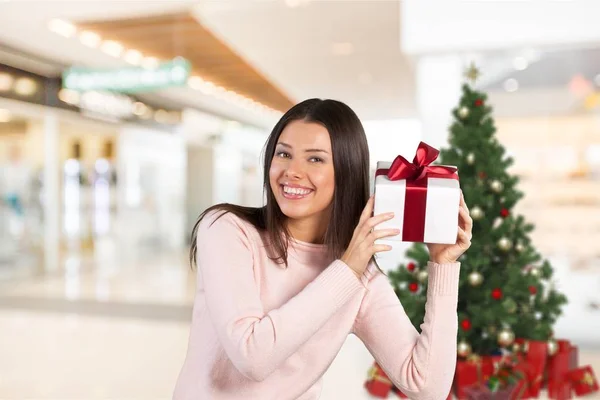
0, 0, 599, 399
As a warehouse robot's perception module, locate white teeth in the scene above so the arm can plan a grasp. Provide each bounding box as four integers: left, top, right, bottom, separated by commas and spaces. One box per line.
283, 186, 312, 195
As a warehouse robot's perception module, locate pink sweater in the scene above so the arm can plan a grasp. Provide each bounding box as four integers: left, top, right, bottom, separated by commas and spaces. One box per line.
173, 211, 460, 400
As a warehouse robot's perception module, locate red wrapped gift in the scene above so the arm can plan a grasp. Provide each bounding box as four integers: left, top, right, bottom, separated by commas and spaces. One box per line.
365, 362, 393, 398
455, 355, 504, 399
567, 366, 599, 396
548, 340, 578, 398
514, 340, 547, 397
512, 355, 535, 399
463, 383, 518, 400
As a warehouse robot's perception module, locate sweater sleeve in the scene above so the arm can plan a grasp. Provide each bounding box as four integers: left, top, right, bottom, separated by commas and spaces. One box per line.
353, 261, 460, 400
196, 211, 365, 382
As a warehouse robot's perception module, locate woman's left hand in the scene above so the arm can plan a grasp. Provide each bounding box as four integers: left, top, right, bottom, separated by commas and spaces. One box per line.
426, 191, 473, 264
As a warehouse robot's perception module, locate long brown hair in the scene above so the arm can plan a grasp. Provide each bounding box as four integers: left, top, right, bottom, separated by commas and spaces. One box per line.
189, 98, 370, 268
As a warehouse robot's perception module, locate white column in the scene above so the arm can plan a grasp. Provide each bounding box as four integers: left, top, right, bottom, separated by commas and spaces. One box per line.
43, 110, 60, 271
415, 55, 464, 150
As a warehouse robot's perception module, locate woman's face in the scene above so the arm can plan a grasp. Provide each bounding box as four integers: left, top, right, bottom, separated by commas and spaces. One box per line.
269, 120, 335, 224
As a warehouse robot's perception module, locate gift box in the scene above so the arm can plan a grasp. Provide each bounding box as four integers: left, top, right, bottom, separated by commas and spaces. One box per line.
548, 340, 578, 398
455, 355, 504, 399
365, 362, 393, 398
567, 365, 599, 396
463, 383, 517, 400
373, 141, 460, 246
514, 340, 547, 397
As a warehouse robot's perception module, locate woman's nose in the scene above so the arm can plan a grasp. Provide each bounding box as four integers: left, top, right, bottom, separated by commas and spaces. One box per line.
285, 159, 304, 179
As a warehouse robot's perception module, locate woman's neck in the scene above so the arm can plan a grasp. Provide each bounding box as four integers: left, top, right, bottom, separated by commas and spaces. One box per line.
286, 216, 327, 244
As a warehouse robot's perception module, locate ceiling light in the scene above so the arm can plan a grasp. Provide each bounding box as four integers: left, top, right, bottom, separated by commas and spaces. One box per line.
100, 40, 124, 57
154, 109, 169, 123
200, 81, 216, 95
0, 72, 13, 91
132, 102, 148, 116
504, 78, 519, 92
124, 49, 143, 65
58, 88, 80, 105
0, 108, 11, 123
188, 76, 205, 90
14, 78, 37, 96
513, 57, 528, 71
141, 57, 159, 69
285, 0, 301, 7
332, 42, 354, 56
48, 18, 76, 38
79, 31, 101, 48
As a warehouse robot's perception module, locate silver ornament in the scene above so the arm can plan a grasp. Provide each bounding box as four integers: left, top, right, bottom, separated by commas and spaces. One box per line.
498, 237, 512, 251
490, 180, 504, 193
457, 341, 472, 358
471, 206, 484, 220
493, 217, 503, 228
458, 106, 470, 119
417, 270, 429, 283
547, 339, 558, 356
399, 282, 408, 290
535, 311, 543, 320
466, 152, 475, 165
468, 271, 484, 286
482, 331, 489, 339
498, 328, 515, 347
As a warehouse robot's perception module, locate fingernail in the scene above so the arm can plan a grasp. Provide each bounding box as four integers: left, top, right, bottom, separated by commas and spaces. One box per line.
387, 212, 395, 218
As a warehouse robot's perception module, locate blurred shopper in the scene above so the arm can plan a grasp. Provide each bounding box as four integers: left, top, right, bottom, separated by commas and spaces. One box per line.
174, 99, 472, 400
1, 145, 30, 238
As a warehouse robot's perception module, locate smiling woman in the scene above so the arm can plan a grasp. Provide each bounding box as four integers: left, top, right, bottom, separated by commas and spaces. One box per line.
176, 98, 465, 400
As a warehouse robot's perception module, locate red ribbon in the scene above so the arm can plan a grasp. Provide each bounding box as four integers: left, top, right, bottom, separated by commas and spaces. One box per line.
375, 141, 458, 242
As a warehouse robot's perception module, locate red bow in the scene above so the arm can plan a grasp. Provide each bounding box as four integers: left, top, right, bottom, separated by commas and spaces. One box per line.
382, 141, 458, 182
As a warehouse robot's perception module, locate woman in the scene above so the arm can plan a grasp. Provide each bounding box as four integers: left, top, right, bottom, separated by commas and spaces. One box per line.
174, 99, 472, 400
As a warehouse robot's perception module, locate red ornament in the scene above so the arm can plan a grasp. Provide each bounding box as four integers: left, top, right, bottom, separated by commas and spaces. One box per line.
475, 99, 484, 107
501, 208, 510, 218
529, 286, 537, 295
461, 319, 472, 331
479, 171, 487, 179
409, 282, 419, 292
492, 288, 503, 300
407, 262, 416, 272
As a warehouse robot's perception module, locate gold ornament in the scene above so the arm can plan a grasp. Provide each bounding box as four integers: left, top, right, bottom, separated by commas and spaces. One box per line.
530, 267, 541, 277
471, 206, 484, 220
459, 107, 470, 119
515, 242, 525, 252
464, 62, 481, 84
457, 341, 472, 358
468, 271, 484, 286
547, 339, 558, 356
498, 237, 512, 251
498, 328, 515, 347
417, 270, 429, 283
466, 152, 475, 164
512, 343, 522, 353
490, 180, 504, 193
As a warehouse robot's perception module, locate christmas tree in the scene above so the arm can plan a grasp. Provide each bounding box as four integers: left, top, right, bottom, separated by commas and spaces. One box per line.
388, 64, 568, 358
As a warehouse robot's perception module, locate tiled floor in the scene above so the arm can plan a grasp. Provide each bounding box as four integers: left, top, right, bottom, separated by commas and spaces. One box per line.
0, 247, 598, 399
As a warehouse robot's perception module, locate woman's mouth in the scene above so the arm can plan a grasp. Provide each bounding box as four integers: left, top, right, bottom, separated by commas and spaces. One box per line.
280, 185, 314, 200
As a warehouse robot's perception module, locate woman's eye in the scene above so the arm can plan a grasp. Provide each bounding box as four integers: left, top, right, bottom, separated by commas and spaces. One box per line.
309, 157, 323, 163
276, 151, 290, 158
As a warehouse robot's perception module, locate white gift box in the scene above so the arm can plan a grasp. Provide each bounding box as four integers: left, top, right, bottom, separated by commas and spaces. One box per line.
373, 160, 461, 246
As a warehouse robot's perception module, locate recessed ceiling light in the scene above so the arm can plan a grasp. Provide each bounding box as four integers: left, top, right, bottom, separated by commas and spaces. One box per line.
504, 78, 519, 92
513, 57, 528, 71
58, 89, 80, 105
332, 42, 354, 56
14, 78, 37, 96
132, 102, 148, 116
141, 57, 160, 69
0, 72, 13, 91
124, 49, 143, 65
48, 18, 76, 38
79, 31, 101, 48
100, 40, 124, 57
0, 108, 11, 123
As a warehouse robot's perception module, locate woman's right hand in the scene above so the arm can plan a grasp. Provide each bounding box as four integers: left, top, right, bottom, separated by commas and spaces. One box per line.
340, 195, 400, 278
